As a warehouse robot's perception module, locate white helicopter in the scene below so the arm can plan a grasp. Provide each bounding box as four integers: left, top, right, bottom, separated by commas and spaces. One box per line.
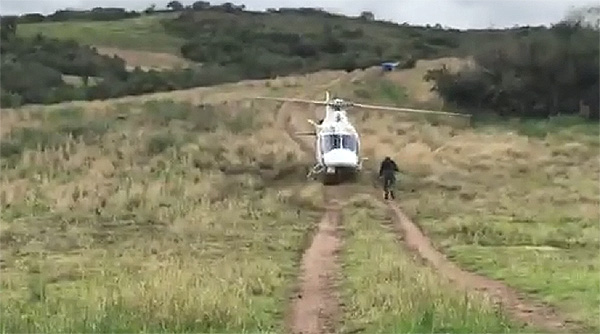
254, 91, 470, 185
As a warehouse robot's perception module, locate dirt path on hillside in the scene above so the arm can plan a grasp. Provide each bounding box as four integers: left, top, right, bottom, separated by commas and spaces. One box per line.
380, 198, 589, 333
280, 73, 367, 334
94, 47, 192, 70
287, 197, 342, 334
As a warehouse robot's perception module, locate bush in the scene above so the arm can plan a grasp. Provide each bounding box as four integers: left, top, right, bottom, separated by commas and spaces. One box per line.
147, 133, 178, 155
426, 22, 599, 119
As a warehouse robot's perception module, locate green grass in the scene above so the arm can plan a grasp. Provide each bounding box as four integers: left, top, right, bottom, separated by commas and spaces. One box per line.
447, 246, 600, 329
473, 114, 600, 140
17, 14, 184, 53
339, 198, 529, 333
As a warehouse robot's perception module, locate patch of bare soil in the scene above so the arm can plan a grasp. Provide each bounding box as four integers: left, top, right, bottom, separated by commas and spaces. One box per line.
383, 201, 589, 334
94, 46, 193, 70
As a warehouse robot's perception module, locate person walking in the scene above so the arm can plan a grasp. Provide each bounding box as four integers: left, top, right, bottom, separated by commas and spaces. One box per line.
379, 156, 399, 200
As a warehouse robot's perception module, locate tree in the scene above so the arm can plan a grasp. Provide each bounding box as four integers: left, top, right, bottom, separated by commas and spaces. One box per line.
359, 11, 374, 21
192, 1, 211, 11
144, 4, 156, 14
167, 1, 184, 11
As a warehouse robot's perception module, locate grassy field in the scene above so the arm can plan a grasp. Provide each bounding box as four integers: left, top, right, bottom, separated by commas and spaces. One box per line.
0, 66, 597, 332
339, 198, 528, 333
17, 14, 184, 54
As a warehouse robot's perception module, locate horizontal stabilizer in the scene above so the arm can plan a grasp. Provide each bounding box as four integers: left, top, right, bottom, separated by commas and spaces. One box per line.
295, 131, 316, 136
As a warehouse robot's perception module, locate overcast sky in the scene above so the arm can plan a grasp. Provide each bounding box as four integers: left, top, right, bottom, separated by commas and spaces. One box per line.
0, 0, 596, 29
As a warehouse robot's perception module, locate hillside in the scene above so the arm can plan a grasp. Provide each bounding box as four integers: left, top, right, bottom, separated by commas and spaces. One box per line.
0, 5, 599, 333
4, 7, 469, 110
5, 4, 597, 120
1, 66, 598, 333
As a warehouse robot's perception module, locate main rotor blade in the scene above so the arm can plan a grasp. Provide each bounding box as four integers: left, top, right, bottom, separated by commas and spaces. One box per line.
253, 96, 328, 105
352, 102, 471, 118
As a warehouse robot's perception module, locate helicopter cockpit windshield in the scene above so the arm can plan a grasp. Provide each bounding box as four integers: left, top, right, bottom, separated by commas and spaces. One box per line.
321, 134, 358, 153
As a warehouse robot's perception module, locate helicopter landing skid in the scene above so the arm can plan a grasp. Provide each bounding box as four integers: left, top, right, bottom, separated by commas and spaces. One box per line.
357, 157, 368, 171
307, 163, 324, 180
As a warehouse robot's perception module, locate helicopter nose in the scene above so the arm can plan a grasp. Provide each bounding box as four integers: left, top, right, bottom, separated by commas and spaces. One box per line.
323, 149, 358, 167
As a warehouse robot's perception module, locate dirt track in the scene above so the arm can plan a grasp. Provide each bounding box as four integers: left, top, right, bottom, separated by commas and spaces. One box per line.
274, 78, 350, 334
277, 72, 587, 334
288, 198, 342, 334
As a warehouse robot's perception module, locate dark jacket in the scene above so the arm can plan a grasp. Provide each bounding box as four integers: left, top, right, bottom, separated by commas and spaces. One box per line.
379, 157, 399, 177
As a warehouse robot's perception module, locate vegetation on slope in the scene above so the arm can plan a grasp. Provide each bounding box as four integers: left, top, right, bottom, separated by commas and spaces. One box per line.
426, 21, 599, 119
0, 31, 243, 107
1, 4, 434, 108
161, 7, 462, 73
4, 2, 596, 120
16, 14, 184, 53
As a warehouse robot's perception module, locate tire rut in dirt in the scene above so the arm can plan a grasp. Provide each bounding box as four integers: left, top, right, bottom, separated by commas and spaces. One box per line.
279, 77, 353, 334
378, 196, 589, 334
288, 195, 342, 334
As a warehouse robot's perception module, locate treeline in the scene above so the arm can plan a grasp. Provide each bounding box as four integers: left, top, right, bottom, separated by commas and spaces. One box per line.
426, 21, 599, 119
3, 8, 142, 24
1, 33, 126, 106
4, 1, 598, 120
1, 2, 247, 24
0, 31, 246, 107
2, 2, 444, 108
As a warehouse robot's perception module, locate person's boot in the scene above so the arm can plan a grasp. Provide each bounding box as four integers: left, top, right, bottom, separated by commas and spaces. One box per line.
384, 191, 388, 200
390, 191, 395, 200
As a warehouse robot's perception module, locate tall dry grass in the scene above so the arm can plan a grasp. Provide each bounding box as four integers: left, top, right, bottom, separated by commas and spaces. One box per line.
0, 99, 323, 333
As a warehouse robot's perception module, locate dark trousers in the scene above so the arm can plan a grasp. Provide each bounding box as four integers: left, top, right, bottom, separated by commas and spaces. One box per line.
381, 173, 396, 199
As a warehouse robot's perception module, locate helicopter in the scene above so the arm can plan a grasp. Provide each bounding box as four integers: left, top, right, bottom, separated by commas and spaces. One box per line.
253, 91, 470, 185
